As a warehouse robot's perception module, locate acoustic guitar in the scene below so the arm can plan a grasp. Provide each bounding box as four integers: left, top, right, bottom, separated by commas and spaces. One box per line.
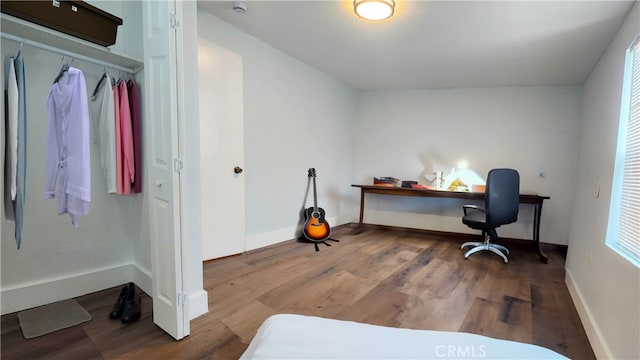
303, 168, 331, 242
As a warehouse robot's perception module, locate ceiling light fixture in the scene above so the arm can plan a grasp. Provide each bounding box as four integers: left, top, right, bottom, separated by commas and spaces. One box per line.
354, 0, 395, 21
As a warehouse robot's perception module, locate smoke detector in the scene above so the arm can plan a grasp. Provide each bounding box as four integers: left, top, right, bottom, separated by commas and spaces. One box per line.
232, 1, 247, 13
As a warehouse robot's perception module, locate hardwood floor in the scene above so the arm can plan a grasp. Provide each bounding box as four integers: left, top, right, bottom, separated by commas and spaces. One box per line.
1, 225, 595, 359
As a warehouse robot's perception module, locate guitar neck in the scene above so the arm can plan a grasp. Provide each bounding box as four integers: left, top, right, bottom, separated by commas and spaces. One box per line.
312, 176, 318, 212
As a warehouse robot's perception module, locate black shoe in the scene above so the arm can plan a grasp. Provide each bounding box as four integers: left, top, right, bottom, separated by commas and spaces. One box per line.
109, 283, 132, 319
121, 285, 141, 324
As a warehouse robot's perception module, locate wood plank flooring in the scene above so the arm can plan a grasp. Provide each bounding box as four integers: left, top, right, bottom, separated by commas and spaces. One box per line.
1, 225, 595, 359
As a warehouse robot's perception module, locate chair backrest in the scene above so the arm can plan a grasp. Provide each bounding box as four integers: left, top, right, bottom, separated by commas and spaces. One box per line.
485, 168, 520, 226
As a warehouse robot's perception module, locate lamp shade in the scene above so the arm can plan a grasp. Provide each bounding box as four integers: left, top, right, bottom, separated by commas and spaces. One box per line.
354, 0, 395, 21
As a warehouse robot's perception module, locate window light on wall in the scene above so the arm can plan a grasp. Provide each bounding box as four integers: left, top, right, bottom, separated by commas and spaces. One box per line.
606, 34, 640, 267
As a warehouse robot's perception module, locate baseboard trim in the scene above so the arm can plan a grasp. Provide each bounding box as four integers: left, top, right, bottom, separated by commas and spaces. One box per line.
565, 269, 613, 359
351, 222, 567, 249
1, 263, 133, 315
188, 289, 209, 320
243, 221, 565, 255
2, 261, 209, 327
132, 262, 153, 296
246, 216, 341, 251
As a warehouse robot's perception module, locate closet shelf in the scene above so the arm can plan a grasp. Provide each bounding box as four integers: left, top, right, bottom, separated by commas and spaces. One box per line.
1, 13, 143, 73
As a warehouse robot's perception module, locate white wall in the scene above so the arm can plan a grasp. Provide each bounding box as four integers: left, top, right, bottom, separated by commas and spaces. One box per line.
565, 3, 640, 359
197, 10, 357, 249
352, 87, 582, 245
196, 11, 584, 248
0, 1, 150, 314
85, 0, 143, 61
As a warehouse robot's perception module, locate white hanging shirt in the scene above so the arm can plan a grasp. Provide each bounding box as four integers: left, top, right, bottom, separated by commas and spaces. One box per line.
7, 58, 18, 200
91, 73, 117, 193
45, 67, 91, 227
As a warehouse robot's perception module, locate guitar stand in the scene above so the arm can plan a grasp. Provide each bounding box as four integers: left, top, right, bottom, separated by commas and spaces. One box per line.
313, 238, 340, 252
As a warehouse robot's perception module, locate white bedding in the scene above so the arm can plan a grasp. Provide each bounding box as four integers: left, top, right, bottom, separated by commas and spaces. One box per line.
240, 314, 567, 359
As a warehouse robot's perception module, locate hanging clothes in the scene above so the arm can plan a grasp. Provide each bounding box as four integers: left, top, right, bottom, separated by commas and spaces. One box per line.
127, 79, 142, 193
6, 58, 18, 201
4, 56, 18, 221
45, 67, 91, 227
91, 73, 117, 193
113, 83, 123, 194
118, 80, 134, 195
13, 51, 27, 248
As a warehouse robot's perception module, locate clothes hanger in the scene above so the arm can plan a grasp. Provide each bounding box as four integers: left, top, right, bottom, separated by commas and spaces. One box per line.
14, 40, 23, 57
8, 40, 21, 57
124, 72, 135, 83
53, 56, 72, 84
91, 68, 110, 98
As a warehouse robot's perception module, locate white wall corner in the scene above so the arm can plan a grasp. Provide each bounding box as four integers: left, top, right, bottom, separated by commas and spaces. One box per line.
132, 262, 153, 297
188, 289, 209, 320
334, 217, 354, 228
1, 263, 133, 315
565, 269, 613, 359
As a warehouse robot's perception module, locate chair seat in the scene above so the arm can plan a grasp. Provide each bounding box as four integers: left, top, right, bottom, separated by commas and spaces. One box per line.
462, 210, 488, 230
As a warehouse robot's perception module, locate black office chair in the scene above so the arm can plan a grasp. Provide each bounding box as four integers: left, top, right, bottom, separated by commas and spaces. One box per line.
461, 168, 520, 263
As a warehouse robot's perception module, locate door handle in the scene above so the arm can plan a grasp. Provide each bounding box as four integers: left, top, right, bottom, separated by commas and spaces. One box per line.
234, 166, 243, 174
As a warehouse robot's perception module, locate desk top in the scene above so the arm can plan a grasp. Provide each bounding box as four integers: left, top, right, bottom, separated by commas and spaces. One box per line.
351, 184, 550, 204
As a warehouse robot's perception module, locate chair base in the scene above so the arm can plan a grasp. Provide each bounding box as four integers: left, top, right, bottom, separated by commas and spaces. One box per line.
461, 240, 509, 263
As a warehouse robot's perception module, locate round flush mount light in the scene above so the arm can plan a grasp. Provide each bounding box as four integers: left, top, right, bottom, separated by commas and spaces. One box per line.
354, 0, 395, 21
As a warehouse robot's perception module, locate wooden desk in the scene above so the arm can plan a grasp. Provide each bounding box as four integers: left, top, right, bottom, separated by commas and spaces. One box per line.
352, 185, 551, 263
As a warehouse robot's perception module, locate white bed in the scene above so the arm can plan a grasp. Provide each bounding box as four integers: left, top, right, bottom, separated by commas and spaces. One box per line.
240, 314, 567, 359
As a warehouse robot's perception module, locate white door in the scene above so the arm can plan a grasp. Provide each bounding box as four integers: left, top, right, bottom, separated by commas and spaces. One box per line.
142, 0, 187, 340
197, 38, 246, 261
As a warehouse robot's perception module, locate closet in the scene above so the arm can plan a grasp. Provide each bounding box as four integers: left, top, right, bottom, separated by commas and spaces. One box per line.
0, 0, 202, 340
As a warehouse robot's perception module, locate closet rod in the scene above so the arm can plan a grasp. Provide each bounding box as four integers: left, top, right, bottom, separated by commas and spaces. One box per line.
0, 32, 139, 74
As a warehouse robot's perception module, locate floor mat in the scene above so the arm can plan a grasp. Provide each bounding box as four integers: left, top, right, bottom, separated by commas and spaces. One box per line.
17, 299, 92, 339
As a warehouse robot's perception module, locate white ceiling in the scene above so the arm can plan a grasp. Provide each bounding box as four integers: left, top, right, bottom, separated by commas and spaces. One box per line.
197, 1, 636, 90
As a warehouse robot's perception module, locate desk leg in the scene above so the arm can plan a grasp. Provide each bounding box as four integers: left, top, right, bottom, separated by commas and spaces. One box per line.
533, 203, 548, 264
